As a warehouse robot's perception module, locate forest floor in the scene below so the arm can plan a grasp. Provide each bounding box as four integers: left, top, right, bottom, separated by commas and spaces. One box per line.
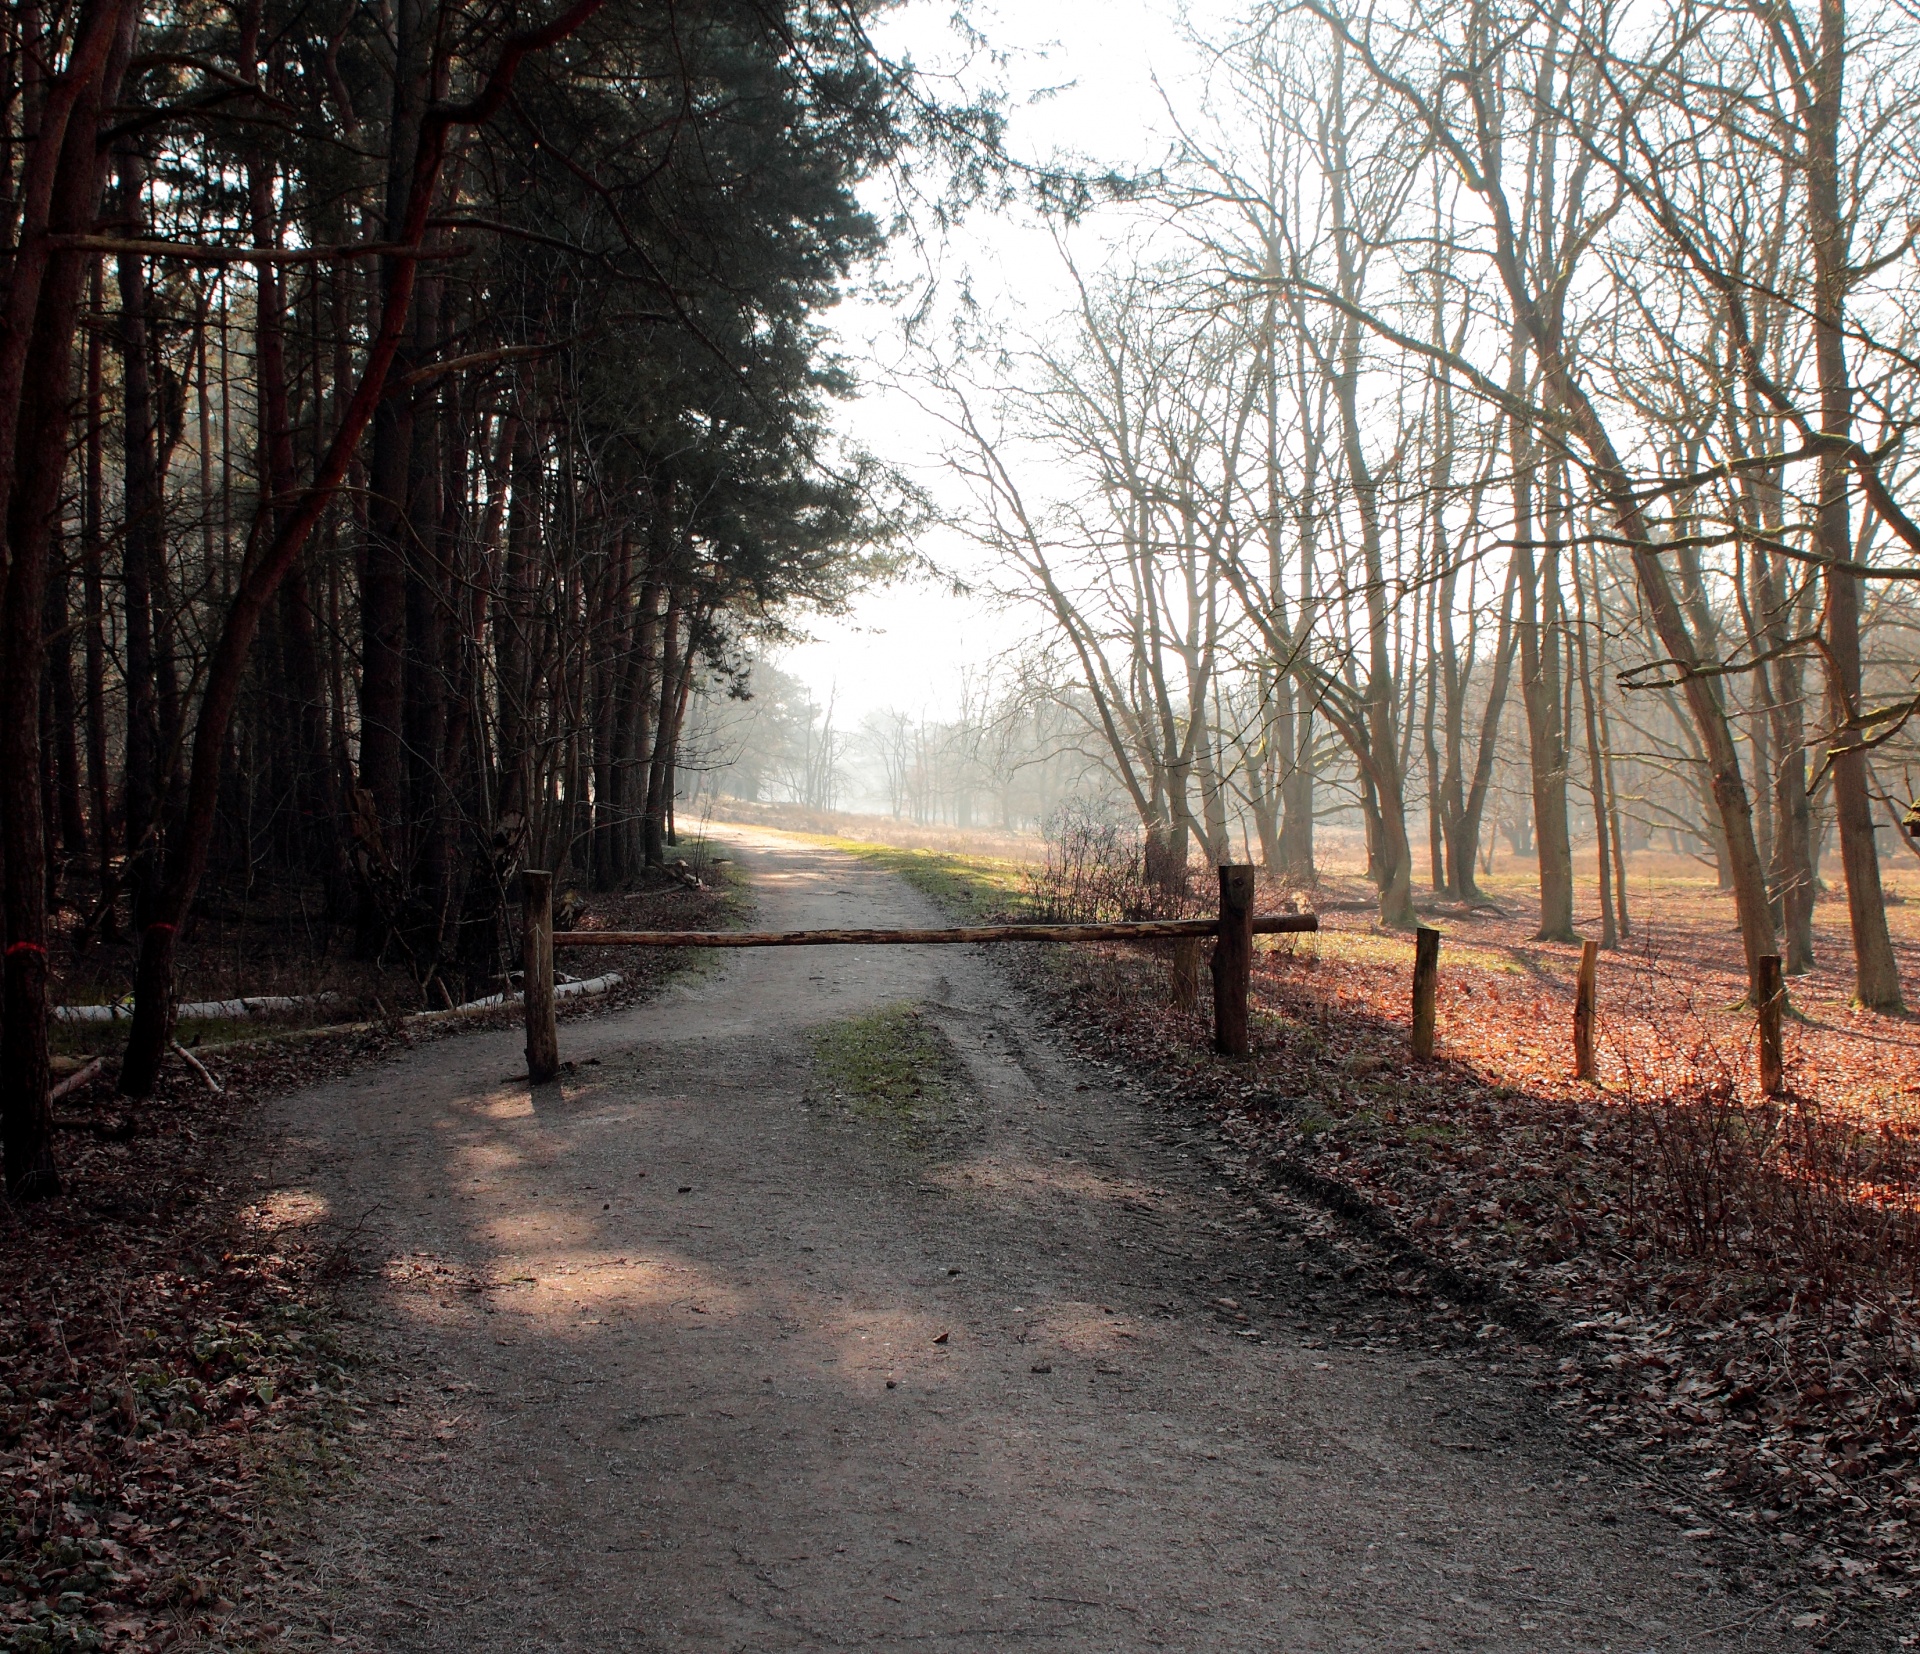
168, 828, 1899, 1649
7, 827, 1912, 1650
0, 870, 734, 1654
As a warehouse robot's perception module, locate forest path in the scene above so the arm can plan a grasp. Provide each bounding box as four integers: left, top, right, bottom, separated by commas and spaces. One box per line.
258, 827, 1805, 1653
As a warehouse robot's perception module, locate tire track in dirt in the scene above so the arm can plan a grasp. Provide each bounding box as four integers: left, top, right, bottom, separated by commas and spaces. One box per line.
255, 827, 1823, 1651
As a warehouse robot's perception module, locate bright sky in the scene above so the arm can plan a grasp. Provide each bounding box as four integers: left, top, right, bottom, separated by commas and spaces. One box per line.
778, 0, 1226, 728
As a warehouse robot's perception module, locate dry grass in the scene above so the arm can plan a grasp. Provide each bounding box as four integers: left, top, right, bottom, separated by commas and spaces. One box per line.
705, 798, 1042, 863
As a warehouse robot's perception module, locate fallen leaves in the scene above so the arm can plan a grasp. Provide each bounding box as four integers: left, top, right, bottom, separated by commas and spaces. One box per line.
0, 1084, 357, 1652
5, 876, 737, 1650
1012, 865, 1920, 1609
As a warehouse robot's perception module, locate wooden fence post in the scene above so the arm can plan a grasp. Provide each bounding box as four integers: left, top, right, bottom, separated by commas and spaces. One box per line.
1757, 953, 1785, 1097
1170, 937, 1201, 1014
1411, 926, 1440, 1059
1573, 937, 1599, 1080
1212, 865, 1256, 1057
523, 869, 558, 1082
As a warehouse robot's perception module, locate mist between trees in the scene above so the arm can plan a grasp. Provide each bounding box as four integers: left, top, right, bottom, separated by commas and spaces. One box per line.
0, 0, 1009, 1198
722, 0, 1918, 1032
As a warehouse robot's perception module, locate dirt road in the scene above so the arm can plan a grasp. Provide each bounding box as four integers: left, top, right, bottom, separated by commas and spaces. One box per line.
258, 828, 1819, 1652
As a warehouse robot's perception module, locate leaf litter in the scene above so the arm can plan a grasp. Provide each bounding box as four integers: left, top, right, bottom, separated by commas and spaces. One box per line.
1006, 865, 1920, 1624
1, 876, 731, 1652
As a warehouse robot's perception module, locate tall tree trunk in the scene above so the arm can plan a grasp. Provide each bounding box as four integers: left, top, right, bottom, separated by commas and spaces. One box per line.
1571, 530, 1616, 947
1193, 719, 1229, 866
1424, 649, 1445, 892
1804, 0, 1899, 1006
1768, 625, 1817, 972
496, 417, 538, 825
250, 152, 338, 887
1, 0, 129, 1195
116, 148, 165, 928
450, 413, 514, 995
1276, 689, 1315, 880
643, 587, 685, 868
1515, 408, 1576, 941
355, 0, 432, 945
1453, 561, 1518, 903
81, 258, 113, 913
1745, 455, 1816, 969
1436, 585, 1470, 899
400, 271, 454, 970
1339, 319, 1413, 926
45, 546, 85, 857
1247, 669, 1285, 871
1323, 34, 1412, 925
616, 574, 660, 880
1353, 452, 1412, 925
591, 530, 633, 889
1820, 576, 1896, 1004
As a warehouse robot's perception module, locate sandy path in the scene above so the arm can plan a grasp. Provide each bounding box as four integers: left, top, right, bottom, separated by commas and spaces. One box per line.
258, 828, 1809, 1652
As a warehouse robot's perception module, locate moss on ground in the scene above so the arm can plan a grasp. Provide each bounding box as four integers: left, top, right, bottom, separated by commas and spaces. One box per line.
807, 1002, 964, 1119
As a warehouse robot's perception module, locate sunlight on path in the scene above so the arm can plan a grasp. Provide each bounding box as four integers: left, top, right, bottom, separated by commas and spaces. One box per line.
260, 828, 1809, 1652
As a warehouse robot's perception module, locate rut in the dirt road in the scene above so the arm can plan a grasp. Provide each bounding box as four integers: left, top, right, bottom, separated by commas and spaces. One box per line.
255, 828, 1830, 1653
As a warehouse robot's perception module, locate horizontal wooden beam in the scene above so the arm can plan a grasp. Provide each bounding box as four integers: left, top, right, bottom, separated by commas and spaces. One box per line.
549, 914, 1320, 949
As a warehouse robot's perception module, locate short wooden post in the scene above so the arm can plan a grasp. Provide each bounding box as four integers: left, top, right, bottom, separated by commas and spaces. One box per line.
1573, 937, 1599, 1080
1212, 864, 1256, 1057
1757, 953, 1785, 1097
1411, 926, 1440, 1060
1170, 937, 1201, 1014
523, 869, 559, 1082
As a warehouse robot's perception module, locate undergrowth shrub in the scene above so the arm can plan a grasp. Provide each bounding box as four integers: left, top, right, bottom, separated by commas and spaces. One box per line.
1027, 804, 1205, 923
1619, 1025, 1920, 1297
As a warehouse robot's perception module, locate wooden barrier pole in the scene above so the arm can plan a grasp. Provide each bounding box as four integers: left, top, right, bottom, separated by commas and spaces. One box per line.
1757, 952, 1785, 1097
523, 869, 558, 1082
1170, 937, 1201, 1014
1212, 865, 1256, 1057
549, 914, 1320, 948
1411, 926, 1440, 1059
1573, 937, 1599, 1081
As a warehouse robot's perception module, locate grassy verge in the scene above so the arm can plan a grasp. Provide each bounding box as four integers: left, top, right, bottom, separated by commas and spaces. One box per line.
809, 839, 1039, 922
1305, 926, 1525, 977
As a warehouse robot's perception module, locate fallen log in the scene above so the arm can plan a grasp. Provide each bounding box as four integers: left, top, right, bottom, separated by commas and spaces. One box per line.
50, 1057, 107, 1100
55, 991, 341, 1024
181, 972, 627, 1055
412, 970, 624, 1020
